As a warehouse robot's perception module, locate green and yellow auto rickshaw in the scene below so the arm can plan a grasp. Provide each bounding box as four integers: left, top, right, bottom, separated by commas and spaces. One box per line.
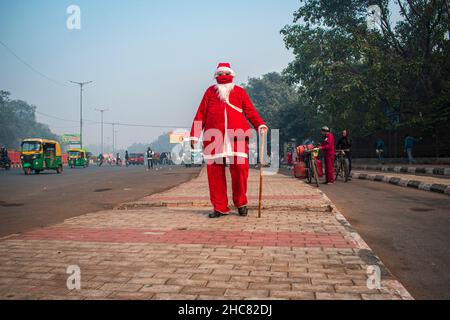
68, 148, 89, 168
21, 139, 63, 175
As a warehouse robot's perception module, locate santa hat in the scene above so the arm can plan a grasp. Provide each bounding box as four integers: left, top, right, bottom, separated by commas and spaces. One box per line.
214, 62, 235, 77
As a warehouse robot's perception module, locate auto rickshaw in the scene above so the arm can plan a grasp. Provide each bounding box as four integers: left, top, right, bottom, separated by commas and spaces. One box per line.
68, 148, 89, 168
20, 139, 63, 175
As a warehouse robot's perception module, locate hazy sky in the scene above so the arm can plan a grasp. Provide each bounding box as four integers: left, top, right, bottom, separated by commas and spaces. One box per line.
0, 0, 300, 149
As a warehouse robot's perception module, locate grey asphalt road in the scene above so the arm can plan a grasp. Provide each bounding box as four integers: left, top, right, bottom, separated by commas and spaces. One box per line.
0, 165, 200, 238
320, 177, 450, 300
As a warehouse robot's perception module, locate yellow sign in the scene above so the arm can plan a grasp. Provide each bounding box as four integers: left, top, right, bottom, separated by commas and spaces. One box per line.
169, 131, 188, 144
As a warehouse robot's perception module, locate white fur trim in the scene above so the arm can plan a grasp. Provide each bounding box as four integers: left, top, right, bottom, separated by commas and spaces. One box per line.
226, 100, 243, 113
214, 67, 235, 77
203, 152, 248, 160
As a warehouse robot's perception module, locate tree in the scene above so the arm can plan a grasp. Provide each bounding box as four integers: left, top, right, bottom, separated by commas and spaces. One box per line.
280, 0, 450, 137
244, 72, 321, 145
0, 91, 59, 149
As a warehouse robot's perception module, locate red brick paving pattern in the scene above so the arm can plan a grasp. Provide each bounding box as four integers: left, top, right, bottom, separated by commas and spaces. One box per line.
0, 169, 412, 300
14, 228, 356, 248
151, 195, 323, 201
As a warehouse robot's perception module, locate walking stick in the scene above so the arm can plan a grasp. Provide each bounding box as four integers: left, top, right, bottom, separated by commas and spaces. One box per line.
258, 130, 266, 219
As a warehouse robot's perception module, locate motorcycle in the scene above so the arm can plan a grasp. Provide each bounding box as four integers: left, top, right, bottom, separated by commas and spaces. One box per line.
0, 157, 11, 170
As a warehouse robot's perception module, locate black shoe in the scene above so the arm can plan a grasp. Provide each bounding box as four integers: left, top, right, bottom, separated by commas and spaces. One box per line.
209, 211, 223, 219
238, 207, 248, 217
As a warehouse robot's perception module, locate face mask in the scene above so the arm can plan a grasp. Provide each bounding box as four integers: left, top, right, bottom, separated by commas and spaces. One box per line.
216, 75, 234, 84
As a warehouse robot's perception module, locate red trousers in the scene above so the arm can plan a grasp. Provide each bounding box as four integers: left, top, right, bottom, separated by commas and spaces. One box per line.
324, 154, 335, 183
206, 157, 249, 214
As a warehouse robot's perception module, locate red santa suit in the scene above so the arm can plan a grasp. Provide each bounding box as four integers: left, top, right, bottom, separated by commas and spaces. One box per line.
319, 132, 335, 184
190, 63, 267, 214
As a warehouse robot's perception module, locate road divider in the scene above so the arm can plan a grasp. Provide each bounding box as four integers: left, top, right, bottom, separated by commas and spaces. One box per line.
351, 171, 450, 196
353, 164, 450, 177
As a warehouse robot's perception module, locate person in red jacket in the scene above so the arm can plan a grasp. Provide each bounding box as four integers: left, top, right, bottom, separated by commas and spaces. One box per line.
318, 126, 335, 185
190, 63, 268, 218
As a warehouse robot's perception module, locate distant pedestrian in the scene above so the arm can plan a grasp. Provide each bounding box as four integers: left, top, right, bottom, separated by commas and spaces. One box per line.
336, 129, 352, 174
404, 134, 422, 164
147, 147, 154, 170
287, 151, 293, 166
125, 151, 129, 167
375, 137, 385, 163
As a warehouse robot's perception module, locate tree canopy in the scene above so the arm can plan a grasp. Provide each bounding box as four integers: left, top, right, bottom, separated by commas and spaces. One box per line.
247, 0, 449, 144
0, 91, 59, 149
244, 73, 320, 144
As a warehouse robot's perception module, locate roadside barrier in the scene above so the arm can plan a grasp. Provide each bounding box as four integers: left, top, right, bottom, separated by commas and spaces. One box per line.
6, 151, 69, 168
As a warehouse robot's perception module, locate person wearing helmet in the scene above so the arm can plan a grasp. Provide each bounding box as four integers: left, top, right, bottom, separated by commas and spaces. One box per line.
318, 126, 335, 185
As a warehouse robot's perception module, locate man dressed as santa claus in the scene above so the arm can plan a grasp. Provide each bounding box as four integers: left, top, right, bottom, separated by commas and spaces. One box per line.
190, 63, 268, 218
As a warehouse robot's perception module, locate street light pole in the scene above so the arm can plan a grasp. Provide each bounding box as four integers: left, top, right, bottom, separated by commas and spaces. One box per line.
112, 123, 116, 155
114, 129, 119, 154
95, 108, 108, 155
70, 81, 93, 149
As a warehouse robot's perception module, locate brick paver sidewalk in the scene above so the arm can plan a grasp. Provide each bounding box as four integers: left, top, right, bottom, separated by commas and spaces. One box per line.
0, 169, 412, 300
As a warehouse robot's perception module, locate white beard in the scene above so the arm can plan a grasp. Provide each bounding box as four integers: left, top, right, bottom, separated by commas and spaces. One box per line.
215, 83, 235, 101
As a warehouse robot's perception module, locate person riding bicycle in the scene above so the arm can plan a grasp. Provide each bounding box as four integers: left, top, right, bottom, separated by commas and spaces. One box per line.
98, 153, 104, 166
0, 146, 10, 167
336, 129, 352, 174
1, 146, 8, 161
318, 126, 335, 185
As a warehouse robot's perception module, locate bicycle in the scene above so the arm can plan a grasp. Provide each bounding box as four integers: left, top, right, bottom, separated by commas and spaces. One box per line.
305, 148, 321, 188
335, 149, 350, 182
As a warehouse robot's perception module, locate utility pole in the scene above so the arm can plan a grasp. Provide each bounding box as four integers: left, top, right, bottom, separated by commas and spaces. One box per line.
95, 108, 108, 155
114, 128, 119, 155
70, 81, 93, 149
112, 123, 116, 155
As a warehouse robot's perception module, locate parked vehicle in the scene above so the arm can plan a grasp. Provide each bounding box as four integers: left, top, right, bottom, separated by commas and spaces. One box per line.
21, 139, 63, 175
128, 153, 145, 166
294, 144, 322, 188
181, 138, 203, 167
68, 148, 89, 168
304, 147, 321, 187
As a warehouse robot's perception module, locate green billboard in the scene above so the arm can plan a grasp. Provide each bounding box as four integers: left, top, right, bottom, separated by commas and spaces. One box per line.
62, 134, 81, 145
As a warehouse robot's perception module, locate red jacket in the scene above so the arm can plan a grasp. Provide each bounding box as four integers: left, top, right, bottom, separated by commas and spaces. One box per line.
190, 84, 267, 160
320, 132, 335, 156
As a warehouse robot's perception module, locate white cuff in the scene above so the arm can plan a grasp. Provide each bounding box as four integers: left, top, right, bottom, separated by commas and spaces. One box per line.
258, 125, 268, 133
215, 67, 236, 77
190, 137, 200, 142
